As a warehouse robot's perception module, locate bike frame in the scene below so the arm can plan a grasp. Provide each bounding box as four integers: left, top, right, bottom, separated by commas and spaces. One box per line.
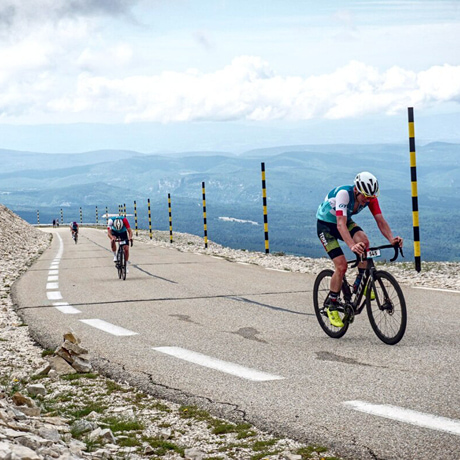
341, 244, 402, 322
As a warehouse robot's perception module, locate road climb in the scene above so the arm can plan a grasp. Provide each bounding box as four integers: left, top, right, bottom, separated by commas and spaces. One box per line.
13, 228, 460, 460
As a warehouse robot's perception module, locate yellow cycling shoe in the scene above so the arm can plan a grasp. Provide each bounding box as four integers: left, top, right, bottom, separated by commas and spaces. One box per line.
326, 308, 344, 328
364, 285, 376, 300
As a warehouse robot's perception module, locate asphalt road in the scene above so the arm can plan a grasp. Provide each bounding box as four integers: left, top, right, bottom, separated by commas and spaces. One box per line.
13, 228, 460, 459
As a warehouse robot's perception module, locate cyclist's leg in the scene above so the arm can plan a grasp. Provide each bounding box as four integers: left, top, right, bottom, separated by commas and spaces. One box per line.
317, 220, 347, 327
350, 224, 369, 271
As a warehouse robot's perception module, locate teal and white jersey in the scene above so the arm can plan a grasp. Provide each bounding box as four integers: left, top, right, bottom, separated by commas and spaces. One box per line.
316, 185, 374, 224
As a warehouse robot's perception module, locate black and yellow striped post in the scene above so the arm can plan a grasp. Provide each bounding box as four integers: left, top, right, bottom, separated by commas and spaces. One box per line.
95, 206, 98, 226
148, 198, 153, 240
123, 203, 126, 217
80, 207, 83, 224
105, 206, 108, 225
118, 204, 122, 215
37, 210, 40, 225
60, 208, 63, 225
408, 107, 421, 272
168, 193, 173, 243
134, 201, 139, 237
202, 182, 208, 248
261, 162, 269, 254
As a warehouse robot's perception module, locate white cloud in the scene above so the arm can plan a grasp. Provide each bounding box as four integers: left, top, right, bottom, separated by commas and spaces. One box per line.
38, 57, 460, 123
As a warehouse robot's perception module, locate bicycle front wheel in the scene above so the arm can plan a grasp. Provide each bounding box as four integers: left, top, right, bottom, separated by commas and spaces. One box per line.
117, 249, 125, 280
313, 269, 349, 339
366, 270, 407, 345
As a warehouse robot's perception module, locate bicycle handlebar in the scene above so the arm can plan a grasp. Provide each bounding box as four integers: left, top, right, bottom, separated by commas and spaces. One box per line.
348, 243, 404, 267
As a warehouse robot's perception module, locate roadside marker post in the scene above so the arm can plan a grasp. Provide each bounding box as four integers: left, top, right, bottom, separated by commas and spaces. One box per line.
60, 208, 63, 225
80, 207, 83, 225
123, 203, 126, 217
261, 162, 270, 254
408, 107, 421, 272
202, 182, 208, 249
95, 206, 98, 227
134, 201, 139, 237
168, 194, 173, 243
148, 198, 153, 240
105, 207, 108, 225
37, 210, 40, 225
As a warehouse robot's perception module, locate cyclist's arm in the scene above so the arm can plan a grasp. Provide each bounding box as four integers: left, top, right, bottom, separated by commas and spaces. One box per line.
107, 228, 115, 240
374, 213, 403, 247
127, 227, 133, 239
337, 215, 365, 254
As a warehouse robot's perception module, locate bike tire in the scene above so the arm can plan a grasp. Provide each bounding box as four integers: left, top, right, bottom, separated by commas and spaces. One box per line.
75, 234, 78, 244
313, 269, 349, 339
366, 270, 407, 345
121, 249, 127, 280
117, 249, 124, 280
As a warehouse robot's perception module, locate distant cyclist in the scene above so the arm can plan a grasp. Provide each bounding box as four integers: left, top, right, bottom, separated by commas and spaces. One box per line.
316, 172, 403, 328
70, 221, 79, 239
107, 216, 133, 265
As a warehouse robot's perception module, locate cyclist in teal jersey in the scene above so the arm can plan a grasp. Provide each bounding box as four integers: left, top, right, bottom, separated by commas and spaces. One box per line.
107, 216, 133, 267
316, 172, 403, 327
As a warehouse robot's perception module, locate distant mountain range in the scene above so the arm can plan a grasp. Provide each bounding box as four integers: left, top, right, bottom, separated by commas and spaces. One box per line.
2, 142, 459, 261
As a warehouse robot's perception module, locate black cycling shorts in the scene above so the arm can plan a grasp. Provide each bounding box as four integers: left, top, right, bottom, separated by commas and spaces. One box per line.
112, 230, 129, 243
317, 219, 362, 260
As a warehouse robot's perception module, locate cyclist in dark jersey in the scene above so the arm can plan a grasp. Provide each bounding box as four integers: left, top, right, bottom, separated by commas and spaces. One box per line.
107, 216, 133, 266
70, 221, 79, 239
316, 172, 403, 327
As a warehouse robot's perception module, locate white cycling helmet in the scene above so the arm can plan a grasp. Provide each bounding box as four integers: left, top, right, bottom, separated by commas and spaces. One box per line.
113, 218, 124, 231
354, 171, 379, 198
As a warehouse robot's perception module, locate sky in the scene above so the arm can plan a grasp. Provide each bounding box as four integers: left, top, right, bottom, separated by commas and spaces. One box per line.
1, 0, 460, 153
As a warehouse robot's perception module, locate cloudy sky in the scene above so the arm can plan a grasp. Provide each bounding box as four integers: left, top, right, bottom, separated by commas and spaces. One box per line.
1, 0, 459, 152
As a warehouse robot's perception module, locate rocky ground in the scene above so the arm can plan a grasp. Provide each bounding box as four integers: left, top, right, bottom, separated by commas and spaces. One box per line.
2, 207, 459, 460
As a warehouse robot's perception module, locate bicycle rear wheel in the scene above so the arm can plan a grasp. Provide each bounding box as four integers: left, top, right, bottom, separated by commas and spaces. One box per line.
366, 270, 407, 345
75, 233, 78, 244
313, 269, 349, 338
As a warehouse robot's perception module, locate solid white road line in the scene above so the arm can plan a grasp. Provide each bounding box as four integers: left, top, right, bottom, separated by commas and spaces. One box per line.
46, 282, 59, 290
413, 286, 460, 294
237, 262, 251, 266
265, 268, 289, 273
153, 346, 284, 382
344, 401, 460, 436
80, 319, 138, 336
53, 302, 81, 314
47, 291, 63, 300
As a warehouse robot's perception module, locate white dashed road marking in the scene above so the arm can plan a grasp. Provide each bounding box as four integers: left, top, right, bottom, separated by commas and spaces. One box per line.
46, 282, 59, 290
153, 346, 284, 381
47, 291, 63, 300
344, 401, 460, 436
53, 302, 81, 314
80, 319, 138, 336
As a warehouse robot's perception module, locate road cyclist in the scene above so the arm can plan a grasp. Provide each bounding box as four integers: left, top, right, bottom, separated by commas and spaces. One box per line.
70, 221, 79, 243
316, 171, 403, 328
107, 216, 133, 274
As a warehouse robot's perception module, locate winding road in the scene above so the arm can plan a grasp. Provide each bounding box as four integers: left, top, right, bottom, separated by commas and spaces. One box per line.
13, 227, 460, 460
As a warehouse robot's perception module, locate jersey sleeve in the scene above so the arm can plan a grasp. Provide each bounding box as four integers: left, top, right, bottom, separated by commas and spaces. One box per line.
335, 189, 350, 217
123, 217, 131, 229
368, 198, 382, 216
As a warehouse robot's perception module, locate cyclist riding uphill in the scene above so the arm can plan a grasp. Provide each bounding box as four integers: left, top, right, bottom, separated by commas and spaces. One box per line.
316, 172, 403, 328
107, 216, 133, 263
70, 221, 79, 237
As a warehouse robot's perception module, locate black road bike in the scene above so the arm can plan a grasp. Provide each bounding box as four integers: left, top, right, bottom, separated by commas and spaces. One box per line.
313, 244, 407, 345
72, 231, 78, 244
115, 239, 129, 280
